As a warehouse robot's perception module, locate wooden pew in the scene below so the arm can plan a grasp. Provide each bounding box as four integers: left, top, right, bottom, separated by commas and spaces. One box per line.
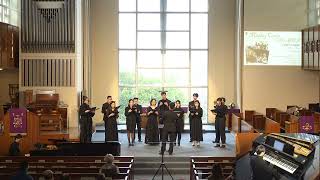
266, 108, 296, 132
0, 172, 130, 180
314, 112, 320, 133
0, 156, 134, 180
0, 156, 134, 163
235, 133, 260, 158
264, 117, 280, 133
190, 156, 235, 180
244, 110, 265, 131
231, 113, 242, 133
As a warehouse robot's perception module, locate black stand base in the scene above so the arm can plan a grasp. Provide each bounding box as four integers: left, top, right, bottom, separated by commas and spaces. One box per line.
152, 152, 174, 180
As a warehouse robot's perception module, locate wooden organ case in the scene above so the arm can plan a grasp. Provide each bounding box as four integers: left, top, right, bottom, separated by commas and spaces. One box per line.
26, 92, 68, 133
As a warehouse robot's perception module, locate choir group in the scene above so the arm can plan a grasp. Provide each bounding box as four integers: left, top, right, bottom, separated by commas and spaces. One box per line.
79, 91, 228, 149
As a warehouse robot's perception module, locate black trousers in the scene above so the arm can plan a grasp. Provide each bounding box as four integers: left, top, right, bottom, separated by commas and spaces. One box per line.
176, 130, 182, 143
80, 119, 92, 143
189, 117, 192, 140
161, 130, 176, 154
104, 120, 108, 142
136, 117, 142, 141
215, 117, 226, 144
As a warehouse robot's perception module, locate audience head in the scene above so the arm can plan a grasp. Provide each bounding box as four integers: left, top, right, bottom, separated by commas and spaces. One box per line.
61, 173, 70, 180
161, 91, 167, 99
255, 145, 266, 156
210, 163, 224, 179
82, 96, 89, 104
193, 93, 199, 100
43, 169, 54, 180
150, 98, 157, 106
14, 134, 22, 143
169, 102, 175, 110
194, 100, 200, 108
19, 161, 29, 171
110, 101, 116, 108
128, 99, 134, 107
175, 100, 181, 108
104, 154, 115, 164
107, 96, 112, 103
133, 97, 139, 105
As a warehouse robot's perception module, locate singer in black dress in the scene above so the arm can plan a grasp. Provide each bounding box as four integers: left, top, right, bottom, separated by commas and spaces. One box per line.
145, 99, 160, 145
102, 96, 113, 142
190, 100, 203, 147
105, 101, 119, 141
125, 99, 137, 146
174, 100, 185, 146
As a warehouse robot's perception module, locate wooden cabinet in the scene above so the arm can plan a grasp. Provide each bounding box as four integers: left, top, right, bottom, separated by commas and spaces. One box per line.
302, 25, 320, 70
0, 22, 19, 70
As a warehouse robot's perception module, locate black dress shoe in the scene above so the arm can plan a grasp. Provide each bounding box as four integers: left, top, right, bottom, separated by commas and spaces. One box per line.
178, 142, 180, 146
214, 144, 220, 148
220, 144, 226, 148
189, 140, 192, 142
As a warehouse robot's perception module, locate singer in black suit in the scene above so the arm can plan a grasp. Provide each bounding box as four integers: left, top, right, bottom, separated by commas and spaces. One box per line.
212, 97, 228, 148
159, 102, 177, 155
79, 96, 95, 143
158, 91, 171, 140
250, 145, 280, 180
133, 97, 143, 142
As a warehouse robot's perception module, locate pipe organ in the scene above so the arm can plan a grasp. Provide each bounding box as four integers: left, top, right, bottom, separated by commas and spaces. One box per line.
21, 0, 75, 53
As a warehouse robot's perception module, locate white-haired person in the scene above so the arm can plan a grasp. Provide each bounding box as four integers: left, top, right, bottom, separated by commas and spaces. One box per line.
99, 154, 120, 180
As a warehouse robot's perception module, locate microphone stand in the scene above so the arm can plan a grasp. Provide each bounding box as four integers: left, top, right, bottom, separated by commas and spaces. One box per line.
152, 142, 174, 180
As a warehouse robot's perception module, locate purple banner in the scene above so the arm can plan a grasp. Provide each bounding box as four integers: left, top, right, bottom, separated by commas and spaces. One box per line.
9, 108, 27, 136
228, 108, 241, 115
299, 116, 314, 133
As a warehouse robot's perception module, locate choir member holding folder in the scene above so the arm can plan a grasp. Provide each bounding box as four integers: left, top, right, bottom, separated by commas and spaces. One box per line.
102, 96, 112, 142
79, 96, 96, 143
105, 101, 120, 141
190, 100, 203, 147
211, 97, 228, 148
125, 99, 137, 146
158, 91, 171, 140
174, 100, 185, 146
145, 98, 160, 145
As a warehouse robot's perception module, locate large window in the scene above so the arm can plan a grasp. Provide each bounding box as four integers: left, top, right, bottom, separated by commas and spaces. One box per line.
118, 0, 208, 123
308, 0, 320, 26
0, 0, 19, 26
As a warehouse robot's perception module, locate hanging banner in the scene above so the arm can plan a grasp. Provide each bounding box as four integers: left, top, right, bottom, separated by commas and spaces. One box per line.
9, 108, 27, 136
299, 116, 314, 133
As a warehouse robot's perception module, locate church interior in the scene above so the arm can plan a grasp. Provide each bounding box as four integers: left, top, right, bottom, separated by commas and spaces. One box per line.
0, 0, 319, 180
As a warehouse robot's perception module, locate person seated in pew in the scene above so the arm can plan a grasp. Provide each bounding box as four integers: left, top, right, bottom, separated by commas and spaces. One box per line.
9, 134, 23, 156
11, 161, 34, 180
99, 154, 120, 180
42, 169, 54, 180
250, 145, 280, 180
61, 173, 70, 180
207, 163, 224, 180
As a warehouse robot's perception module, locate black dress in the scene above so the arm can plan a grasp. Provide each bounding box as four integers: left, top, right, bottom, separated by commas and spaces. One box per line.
79, 103, 95, 143
174, 107, 185, 133
105, 108, 119, 141
190, 107, 203, 141
145, 106, 160, 144
125, 106, 136, 133
102, 102, 110, 142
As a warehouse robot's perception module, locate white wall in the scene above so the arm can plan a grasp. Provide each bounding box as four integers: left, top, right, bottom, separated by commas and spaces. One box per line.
243, 0, 320, 113
90, 0, 236, 123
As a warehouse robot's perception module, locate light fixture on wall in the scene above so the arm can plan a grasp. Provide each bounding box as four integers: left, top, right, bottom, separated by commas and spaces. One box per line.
0, 68, 3, 71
